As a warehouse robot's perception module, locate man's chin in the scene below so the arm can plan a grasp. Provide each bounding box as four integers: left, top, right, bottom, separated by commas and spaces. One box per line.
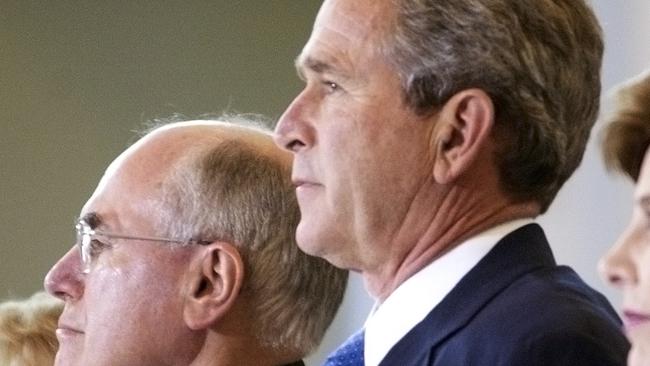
296, 240, 325, 258
298, 241, 350, 271
54, 353, 75, 366
296, 226, 323, 254
54, 345, 82, 366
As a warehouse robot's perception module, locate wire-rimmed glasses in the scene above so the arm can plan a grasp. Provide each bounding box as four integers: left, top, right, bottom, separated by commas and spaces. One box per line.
75, 219, 211, 273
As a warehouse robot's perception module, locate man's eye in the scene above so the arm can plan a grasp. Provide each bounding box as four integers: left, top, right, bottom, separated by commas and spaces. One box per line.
89, 239, 109, 257
323, 81, 340, 93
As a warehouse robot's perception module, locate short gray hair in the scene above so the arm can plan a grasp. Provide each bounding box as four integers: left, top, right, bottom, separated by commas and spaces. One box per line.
384, 0, 603, 212
154, 118, 348, 354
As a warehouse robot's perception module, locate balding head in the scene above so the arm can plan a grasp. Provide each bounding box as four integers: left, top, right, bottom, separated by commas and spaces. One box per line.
45, 118, 347, 366
96, 120, 290, 204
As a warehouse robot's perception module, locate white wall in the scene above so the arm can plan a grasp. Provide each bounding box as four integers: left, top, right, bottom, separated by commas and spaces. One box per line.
307, 2, 650, 364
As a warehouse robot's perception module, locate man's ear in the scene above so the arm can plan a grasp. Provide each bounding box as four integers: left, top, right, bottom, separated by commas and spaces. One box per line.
183, 242, 244, 330
432, 88, 495, 184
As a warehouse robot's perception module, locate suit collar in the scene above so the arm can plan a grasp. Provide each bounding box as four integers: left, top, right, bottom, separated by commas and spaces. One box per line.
380, 223, 555, 362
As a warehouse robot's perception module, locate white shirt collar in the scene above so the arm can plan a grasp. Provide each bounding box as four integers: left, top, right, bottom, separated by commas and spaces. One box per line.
364, 219, 534, 366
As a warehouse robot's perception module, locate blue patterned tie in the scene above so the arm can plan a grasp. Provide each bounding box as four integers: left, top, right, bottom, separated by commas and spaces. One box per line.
323, 329, 365, 366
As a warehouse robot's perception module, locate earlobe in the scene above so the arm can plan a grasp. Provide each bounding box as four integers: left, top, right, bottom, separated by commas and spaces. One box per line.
183, 242, 244, 330
432, 89, 495, 184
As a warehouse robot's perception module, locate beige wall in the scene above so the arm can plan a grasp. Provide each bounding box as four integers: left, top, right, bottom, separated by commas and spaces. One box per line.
0, 1, 320, 295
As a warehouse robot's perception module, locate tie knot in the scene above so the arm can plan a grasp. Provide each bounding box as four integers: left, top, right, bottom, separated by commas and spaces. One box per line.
324, 329, 365, 366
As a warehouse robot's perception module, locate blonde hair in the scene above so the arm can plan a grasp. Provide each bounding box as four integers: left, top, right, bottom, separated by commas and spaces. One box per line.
0, 292, 63, 366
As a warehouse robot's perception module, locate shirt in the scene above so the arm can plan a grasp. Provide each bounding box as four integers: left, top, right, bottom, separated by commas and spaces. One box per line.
364, 219, 534, 366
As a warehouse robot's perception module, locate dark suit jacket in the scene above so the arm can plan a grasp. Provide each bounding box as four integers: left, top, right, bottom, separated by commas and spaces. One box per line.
379, 224, 629, 366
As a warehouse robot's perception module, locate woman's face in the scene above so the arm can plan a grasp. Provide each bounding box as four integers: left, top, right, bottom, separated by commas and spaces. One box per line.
601, 148, 650, 366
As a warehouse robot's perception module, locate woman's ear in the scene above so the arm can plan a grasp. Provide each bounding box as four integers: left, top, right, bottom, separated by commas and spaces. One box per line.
432, 88, 495, 184
182, 242, 244, 330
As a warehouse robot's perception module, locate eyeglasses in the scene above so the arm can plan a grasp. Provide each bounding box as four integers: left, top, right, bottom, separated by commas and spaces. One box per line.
75, 219, 211, 274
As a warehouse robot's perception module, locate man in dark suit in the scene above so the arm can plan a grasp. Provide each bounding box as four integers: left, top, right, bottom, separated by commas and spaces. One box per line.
44, 119, 347, 366
273, 0, 629, 364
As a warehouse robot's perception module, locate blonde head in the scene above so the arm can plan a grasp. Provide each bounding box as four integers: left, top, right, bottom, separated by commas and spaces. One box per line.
0, 292, 63, 366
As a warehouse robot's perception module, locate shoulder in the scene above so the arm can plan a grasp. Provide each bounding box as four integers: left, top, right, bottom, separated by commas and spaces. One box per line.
428, 325, 628, 366
439, 265, 628, 365
388, 265, 629, 366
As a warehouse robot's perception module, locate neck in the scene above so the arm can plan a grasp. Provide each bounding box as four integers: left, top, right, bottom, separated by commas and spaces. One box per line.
189, 303, 301, 366
190, 332, 299, 366
362, 182, 539, 301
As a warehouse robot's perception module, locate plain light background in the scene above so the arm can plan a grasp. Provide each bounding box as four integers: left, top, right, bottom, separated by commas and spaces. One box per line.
1, 1, 649, 365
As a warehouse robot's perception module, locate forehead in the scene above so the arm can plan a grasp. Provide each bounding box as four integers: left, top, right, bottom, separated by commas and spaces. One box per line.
298, 0, 393, 68
79, 127, 197, 232
81, 122, 286, 231
315, 0, 390, 37
80, 164, 166, 234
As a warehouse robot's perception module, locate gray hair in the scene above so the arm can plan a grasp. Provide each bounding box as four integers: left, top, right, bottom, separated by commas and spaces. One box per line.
383, 0, 603, 212
153, 118, 347, 354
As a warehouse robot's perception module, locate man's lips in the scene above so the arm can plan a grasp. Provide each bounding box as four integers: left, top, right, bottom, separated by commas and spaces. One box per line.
56, 323, 84, 338
623, 310, 650, 330
292, 178, 319, 188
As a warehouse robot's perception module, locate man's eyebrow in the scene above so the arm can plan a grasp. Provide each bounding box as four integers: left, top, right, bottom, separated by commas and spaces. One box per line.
79, 212, 103, 229
303, 56, 334, 73
295, 55, 349, 80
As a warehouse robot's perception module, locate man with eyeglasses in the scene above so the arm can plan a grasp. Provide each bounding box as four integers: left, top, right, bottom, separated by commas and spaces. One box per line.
44, 119, 348, 366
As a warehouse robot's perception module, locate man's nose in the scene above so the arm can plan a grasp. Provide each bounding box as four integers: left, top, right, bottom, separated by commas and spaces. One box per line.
44, 247, 85, 302
274, 91, 315, 153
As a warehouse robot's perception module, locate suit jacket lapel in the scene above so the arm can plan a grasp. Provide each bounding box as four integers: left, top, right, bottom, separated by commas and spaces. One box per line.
380, 223, 556, 363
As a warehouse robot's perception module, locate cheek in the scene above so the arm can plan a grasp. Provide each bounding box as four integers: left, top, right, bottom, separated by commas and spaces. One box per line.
639, 248, 650, 299
86, 260, 185, 326
82, 266, 187, 362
